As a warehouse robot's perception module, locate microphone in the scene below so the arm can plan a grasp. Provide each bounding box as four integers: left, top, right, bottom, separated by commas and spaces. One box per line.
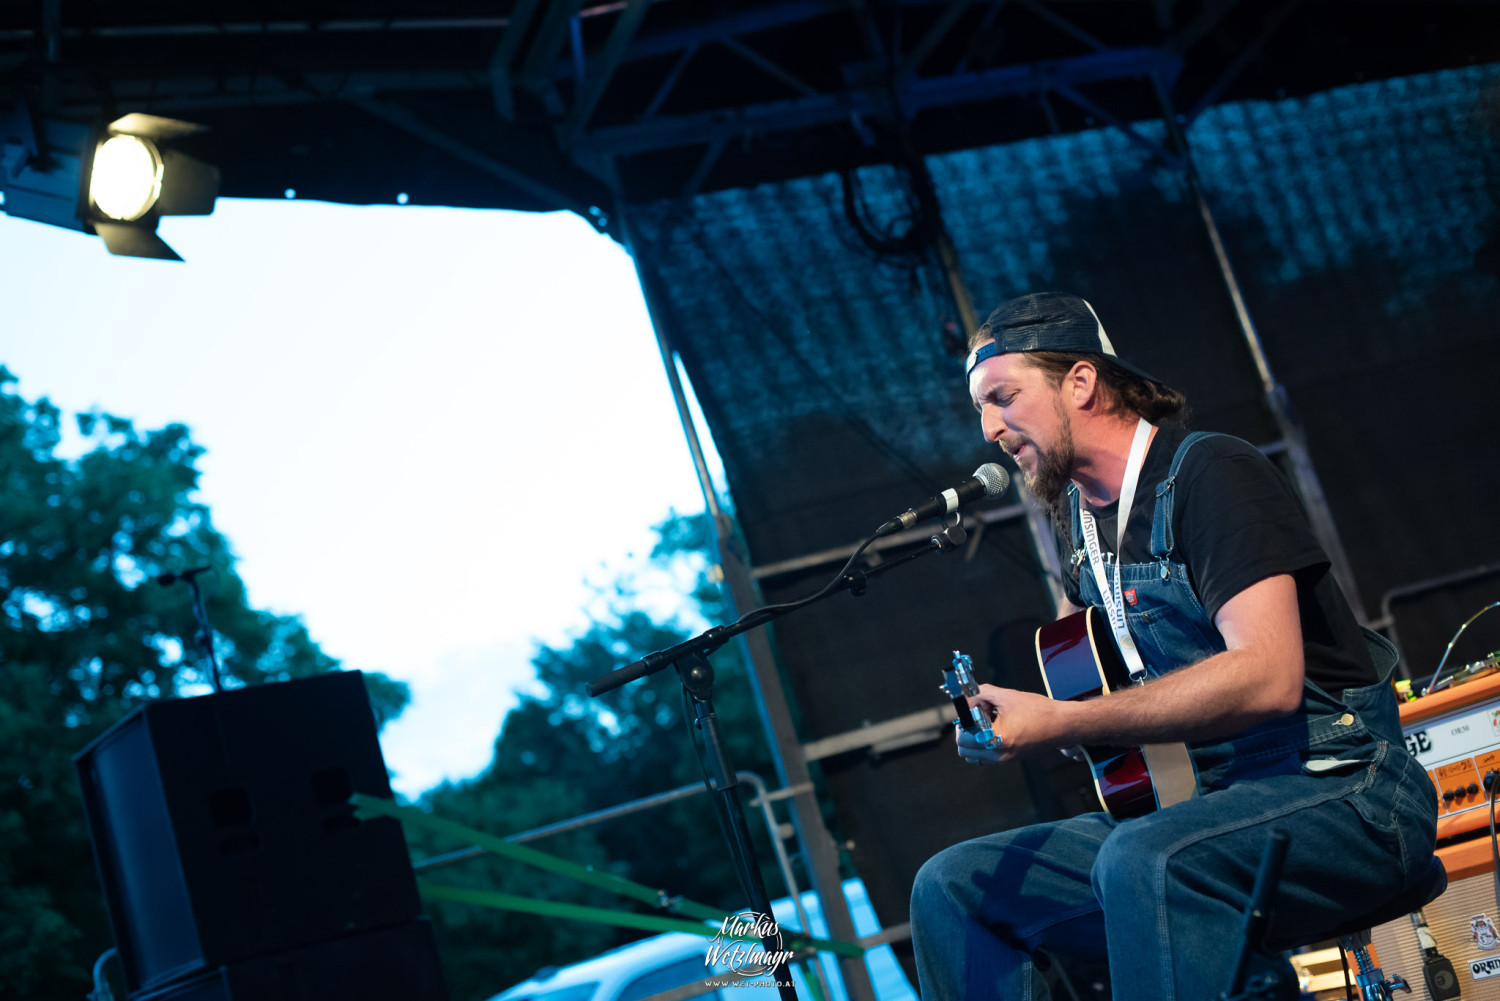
156, 566, 211, 586
878, 463, 1010, 536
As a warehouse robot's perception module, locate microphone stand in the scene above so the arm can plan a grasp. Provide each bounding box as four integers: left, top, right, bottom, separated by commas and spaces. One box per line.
185, 571, 225, 694
588, 520, 969, 1001
160, 568, 224, 694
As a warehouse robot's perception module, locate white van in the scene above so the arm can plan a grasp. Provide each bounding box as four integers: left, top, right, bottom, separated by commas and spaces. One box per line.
487, 879, 916, 1001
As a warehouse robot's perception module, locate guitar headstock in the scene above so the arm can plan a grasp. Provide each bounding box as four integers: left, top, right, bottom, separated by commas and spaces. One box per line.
942, 650, 979, 700
942, 650, 1001, 749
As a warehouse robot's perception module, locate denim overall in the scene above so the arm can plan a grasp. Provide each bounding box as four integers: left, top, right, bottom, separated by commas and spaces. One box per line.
910, 433, 1438, 1001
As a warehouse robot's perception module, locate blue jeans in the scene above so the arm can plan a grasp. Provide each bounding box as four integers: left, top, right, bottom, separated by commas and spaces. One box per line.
909, 737, 1437, 1000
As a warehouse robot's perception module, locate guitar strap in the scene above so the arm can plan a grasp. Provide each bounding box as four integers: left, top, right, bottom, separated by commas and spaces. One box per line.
1077, 418, 1153, 682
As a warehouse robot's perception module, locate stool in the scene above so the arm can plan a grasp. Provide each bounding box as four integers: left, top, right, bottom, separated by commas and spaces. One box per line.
1290, 855, 1449, 1001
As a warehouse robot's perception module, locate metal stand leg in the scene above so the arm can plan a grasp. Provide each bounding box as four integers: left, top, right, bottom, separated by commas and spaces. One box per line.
1339, 930, 1411, 1001
679, 652, 799, 1001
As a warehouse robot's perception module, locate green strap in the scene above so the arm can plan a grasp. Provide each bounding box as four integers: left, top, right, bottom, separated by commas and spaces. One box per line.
417, 881, 863, 959
352, 794, 864, 959
417, 881, 733, 938
797, 960, 831, 1001
353, 793, 720, 923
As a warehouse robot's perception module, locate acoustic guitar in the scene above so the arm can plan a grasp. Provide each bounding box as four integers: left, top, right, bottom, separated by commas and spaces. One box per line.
945, 606, 1198, 819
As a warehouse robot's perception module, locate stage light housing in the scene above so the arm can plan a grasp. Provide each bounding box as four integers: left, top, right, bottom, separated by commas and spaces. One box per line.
1, 108, 219, 260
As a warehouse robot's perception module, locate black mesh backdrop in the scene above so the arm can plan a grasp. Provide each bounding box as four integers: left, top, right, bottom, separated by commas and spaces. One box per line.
628, 64, 1500, 935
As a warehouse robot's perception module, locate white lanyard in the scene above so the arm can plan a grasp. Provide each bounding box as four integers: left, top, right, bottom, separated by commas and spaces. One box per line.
1077, 418, 1153, 681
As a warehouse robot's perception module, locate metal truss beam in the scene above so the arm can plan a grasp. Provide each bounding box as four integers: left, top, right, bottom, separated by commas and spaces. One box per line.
0, 0, 965, 47
54, 70, 487, 115
954, 1, 1009, 75
349, 97, 594, 215
642, 41, 699, 118
45, 42, 1173, 131
488, 0, 544, 120
1165, 0, 1242, 55
720, 37, 820, 97
904, 0, 979, 76
1184, 0, 1302, 126
541, 0, 956, 83
1052, 83, 1181, 169
1015, 0, 1106, 51
558, 0, 655, 146
680, 136, 729, 199
519, 0, 587, 93
580, 46, 1180, 156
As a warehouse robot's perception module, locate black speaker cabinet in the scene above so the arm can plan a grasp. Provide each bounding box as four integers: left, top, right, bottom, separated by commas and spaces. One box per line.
129, 921, 447, 1001
75, 671, 428, 996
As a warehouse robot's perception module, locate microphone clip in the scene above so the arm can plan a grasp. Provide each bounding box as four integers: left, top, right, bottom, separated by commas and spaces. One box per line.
933, 511, 968, 551
843, 568, 868, 597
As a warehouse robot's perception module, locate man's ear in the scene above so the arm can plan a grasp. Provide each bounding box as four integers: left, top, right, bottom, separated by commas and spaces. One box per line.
1066, 360, 1100, 409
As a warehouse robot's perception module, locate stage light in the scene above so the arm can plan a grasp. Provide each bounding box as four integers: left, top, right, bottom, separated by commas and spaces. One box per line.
90, 134, 164, 221
1, 108, 219, 261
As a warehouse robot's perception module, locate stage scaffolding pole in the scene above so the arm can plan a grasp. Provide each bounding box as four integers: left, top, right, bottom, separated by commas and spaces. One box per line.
614, 201, 879, 1001
907, 151, 1070, 607
1151, 76, 1368, 623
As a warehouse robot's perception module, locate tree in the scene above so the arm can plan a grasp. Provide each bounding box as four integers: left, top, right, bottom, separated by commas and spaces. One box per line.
418, 511, 786, 1001
0, 367, 409, 998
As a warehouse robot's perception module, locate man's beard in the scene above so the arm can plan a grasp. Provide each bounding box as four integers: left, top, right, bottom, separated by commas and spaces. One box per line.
1022, 408, 1075, 531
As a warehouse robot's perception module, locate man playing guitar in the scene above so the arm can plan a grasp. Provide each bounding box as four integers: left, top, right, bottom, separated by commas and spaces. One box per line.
909, 292, 1437, 1000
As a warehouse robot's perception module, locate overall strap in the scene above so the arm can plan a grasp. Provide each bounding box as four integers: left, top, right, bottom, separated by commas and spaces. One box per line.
1150, 432, 1230, 562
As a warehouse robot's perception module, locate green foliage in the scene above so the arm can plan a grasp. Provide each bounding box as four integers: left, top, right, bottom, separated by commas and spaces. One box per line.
0, 367, 410, 998
420, 510, 783, 1001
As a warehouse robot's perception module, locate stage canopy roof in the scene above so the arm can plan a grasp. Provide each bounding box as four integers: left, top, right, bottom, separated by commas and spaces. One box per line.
0, 2, 1490, 216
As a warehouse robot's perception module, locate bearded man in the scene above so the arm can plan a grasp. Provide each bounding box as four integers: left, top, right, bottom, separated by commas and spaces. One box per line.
908, 292, 1437, 1000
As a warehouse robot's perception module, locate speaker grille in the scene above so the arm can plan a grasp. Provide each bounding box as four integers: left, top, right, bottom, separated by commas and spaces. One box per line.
1372, 867, 1500, 999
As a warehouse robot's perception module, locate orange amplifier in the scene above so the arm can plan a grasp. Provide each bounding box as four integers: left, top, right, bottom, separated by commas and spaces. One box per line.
1366, 673, 1500, 999
1399, 671, 1500, 843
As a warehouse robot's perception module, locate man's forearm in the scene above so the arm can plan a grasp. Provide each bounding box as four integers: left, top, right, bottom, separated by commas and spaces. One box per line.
1050, 646, 1304, 747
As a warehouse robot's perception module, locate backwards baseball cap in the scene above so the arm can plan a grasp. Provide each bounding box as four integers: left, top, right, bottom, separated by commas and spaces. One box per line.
964, 291, 1162, 386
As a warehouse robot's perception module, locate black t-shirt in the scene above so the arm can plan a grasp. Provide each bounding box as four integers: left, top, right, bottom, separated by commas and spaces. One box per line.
1059, 426, 1376, 696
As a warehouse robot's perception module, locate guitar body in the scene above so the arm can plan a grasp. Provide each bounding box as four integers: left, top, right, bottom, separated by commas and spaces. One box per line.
1035, 607, 1197, 819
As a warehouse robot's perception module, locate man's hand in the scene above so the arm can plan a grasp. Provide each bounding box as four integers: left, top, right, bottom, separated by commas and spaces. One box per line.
954, 685, 1069, 763
955, 726, 1005, 764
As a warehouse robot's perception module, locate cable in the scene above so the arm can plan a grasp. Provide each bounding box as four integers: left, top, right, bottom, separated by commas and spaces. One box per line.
730, 528, 885, 626
1489, 770, 1500, 914
1423, 599, 1500, 695
838, 165, 927, 260
89, 948, 118, 1001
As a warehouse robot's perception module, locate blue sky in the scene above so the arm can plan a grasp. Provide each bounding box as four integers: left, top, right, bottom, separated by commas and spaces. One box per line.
1, 197, 719, 796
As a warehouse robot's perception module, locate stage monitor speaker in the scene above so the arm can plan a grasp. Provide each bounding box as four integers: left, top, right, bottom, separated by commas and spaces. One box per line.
75, 671, 428, 997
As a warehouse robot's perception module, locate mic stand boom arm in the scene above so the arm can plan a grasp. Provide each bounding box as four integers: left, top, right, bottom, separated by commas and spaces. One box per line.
587, 532, 952, 698
586, 529, 960, 1001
